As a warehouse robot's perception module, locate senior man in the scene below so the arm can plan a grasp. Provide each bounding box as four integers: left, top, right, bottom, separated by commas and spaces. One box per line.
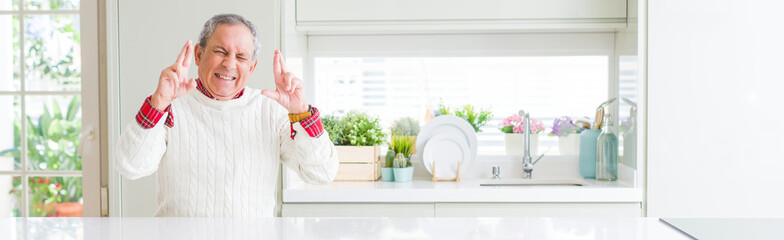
115, 14, 338, 217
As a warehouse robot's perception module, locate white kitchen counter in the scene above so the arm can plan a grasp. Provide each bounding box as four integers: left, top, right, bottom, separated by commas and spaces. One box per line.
0, 217, 689, 239
284, 178, 642, 203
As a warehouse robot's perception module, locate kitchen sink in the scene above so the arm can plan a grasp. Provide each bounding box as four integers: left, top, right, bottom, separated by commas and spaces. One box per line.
479, 179, 590, 187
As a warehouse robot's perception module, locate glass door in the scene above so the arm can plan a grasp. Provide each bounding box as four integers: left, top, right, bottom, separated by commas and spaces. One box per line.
0, 0, 99, 217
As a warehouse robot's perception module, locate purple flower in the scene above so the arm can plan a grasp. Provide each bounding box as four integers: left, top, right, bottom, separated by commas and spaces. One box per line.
549, 116, 585, 137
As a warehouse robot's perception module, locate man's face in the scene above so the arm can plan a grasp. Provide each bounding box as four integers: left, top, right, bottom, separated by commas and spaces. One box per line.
195, 24, 257, 99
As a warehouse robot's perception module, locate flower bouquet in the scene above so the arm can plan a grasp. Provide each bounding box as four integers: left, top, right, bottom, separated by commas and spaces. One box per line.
499, 114, 544, 156
548, 116, 587, 155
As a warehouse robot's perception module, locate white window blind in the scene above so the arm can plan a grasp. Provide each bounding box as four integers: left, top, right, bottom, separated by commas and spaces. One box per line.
309, 33, 615, 155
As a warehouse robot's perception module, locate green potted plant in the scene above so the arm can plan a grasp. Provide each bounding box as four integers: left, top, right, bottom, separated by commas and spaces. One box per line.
322, 111, 386, 181
387, 135, 415, 182
438, 104, 492, 132
381, 117, 421, 181
382, 149, 396, 181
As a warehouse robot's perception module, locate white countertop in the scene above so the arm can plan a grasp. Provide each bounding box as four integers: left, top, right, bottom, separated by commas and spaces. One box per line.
0, 217, 689, 240
284, 156, 643, 203
284, 178, 642, 203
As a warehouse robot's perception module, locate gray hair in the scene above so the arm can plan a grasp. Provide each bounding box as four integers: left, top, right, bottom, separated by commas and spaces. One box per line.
198, 14, 260, 60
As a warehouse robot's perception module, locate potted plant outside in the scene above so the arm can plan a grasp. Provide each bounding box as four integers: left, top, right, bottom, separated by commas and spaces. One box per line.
437, 104, 492, 132
549, 116, 587, 156
499, 114, 544, 156
323, 111, 387, 181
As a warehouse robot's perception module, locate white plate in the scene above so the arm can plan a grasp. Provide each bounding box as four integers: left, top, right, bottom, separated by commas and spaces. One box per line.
416, 115, 478, 175
422, 131, 470, 179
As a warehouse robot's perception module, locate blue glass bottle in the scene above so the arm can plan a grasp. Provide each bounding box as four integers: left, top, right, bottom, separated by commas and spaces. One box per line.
596, 114, 618, 181
579, 129, 601, 178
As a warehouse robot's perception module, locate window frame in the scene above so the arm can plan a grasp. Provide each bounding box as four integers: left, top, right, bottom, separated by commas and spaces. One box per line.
0, 0, 101, 217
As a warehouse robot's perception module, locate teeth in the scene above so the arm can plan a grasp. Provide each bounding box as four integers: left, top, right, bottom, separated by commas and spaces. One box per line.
215, 73, 235, 80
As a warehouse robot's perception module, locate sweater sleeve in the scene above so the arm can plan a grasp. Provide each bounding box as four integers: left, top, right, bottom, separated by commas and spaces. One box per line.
114, 114, 169, 180
277, 108, 339, 184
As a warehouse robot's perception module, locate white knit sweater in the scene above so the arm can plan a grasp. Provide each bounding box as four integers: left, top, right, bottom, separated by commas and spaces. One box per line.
114, 87, 339, 217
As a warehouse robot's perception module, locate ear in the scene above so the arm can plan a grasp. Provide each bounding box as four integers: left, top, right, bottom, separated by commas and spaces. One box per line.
194, 44, 202, 67
249, 59, 258, 74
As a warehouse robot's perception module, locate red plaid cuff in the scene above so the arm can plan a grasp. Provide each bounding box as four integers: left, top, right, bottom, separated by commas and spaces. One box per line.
135, 96, 173, 129
290, 106, 324, 139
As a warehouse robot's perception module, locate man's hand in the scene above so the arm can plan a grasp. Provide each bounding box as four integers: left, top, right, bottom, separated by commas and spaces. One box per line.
261, 49, 309, 114
151, 40, 198, 111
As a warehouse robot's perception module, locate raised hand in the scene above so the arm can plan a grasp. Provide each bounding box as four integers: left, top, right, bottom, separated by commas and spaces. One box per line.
261, 49, 309, 114
151, 40, 198, 111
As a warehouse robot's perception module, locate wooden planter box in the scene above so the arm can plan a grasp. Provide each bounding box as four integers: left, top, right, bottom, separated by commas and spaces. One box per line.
334, 146, 381, 181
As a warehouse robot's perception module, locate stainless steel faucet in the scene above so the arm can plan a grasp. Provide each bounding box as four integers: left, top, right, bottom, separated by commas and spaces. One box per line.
519, 110, 546, 179
520, 110, 534, 179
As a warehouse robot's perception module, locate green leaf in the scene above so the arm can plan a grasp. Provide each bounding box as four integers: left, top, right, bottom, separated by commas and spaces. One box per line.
47, 119, 63, 141
13, 118, 21, 147
52, 99, 63, 120
27, 138, 43, 164
0, 147, 20, 157
39, 105, 52, 138
26, 116, 37, 138
66, 96, 80, 121
500, 126, 514, 134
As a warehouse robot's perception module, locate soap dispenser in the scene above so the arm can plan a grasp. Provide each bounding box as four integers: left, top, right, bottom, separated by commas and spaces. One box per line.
596, 113, 618, 181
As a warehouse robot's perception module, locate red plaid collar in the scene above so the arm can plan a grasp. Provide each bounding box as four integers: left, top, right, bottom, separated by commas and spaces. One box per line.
196, 78, 244, 100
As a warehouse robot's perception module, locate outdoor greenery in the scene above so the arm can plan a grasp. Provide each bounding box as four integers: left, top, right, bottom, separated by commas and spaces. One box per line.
438, 104, 493, 132
3, 3, 83, 217
24, 15, 81, 88
2, 96, 83, 217
24, 0, 80, 10
390, 117, 420, 137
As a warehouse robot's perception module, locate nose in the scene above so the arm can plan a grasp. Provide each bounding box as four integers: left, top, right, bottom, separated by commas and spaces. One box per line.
222, 55, 238, 70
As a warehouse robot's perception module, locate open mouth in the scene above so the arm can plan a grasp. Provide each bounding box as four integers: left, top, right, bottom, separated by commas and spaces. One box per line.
215, 73, 237, 81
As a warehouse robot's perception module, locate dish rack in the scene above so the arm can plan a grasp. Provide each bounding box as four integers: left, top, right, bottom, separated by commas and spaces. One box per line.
431, 161, 461, 182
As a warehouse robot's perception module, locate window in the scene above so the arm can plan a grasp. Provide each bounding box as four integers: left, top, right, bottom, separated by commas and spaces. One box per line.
0, 0, 96, 217
309, 33, 615, 155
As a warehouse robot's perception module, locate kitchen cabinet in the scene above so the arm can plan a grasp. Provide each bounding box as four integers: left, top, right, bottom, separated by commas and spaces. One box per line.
295, 0, 628, 34
281, 203, 640, 217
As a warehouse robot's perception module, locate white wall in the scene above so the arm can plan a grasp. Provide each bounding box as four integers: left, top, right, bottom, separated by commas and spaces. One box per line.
648, 0, 784, 217
116, 0, 279, 216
